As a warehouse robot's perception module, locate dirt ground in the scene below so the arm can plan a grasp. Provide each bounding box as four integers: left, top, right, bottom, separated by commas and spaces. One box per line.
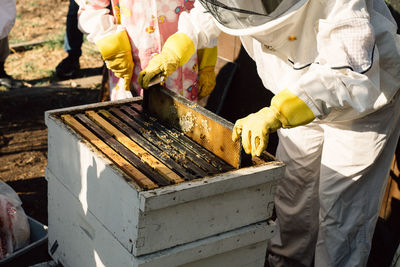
6, 0, 103, 83
1, 0, 104, 240
0, 2, 103, 265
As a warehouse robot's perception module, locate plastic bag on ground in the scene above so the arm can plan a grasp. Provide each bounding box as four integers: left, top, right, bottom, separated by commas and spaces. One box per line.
0, 181, 30, 259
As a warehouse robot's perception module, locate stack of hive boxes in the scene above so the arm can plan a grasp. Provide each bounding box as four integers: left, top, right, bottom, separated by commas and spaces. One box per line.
45, 97, 284, 267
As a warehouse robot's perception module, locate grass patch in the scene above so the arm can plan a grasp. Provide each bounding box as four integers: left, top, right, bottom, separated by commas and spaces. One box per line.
28, 1, 38, 7
82, 41, 101, 58
24, 62, 35, 73
43, 32, 65, 50
6, 0, 103, 85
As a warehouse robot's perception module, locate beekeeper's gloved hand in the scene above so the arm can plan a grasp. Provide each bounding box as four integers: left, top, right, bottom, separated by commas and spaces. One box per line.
138, 33, 195, 89
96, 30, 134, 91
197, 46, 217, 99
232, 89, 315, 157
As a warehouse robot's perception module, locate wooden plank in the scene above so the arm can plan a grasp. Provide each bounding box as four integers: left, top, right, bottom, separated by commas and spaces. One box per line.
110, 107, 208, 178
10, 40, 48, 52
86, 110, 184, 184
121, 105, 218, 174
380, 154, 400, 219
217, 32, 241, 62
132, 104, 233, 173
98, 109, 196, 179
76, 113, 171, 186
61, 114, 158, 190
144, 86, 245, 168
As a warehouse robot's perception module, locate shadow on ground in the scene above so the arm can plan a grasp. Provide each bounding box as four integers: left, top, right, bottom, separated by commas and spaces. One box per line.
24, 66, 103, 87
0, 69, 102, 265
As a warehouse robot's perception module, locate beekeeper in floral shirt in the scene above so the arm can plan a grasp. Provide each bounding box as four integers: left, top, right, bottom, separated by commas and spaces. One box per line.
75, 0, 217, 101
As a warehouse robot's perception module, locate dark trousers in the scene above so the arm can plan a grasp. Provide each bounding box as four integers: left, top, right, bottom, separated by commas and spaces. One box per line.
64, 0, 83, 58
0, 37, 10, 63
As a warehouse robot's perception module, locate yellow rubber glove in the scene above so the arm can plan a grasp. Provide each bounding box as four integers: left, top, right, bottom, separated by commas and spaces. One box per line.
197, 46, 218, 98
96, 30, 134, 91
138, 33, 195, 89
232, 89, 315, 157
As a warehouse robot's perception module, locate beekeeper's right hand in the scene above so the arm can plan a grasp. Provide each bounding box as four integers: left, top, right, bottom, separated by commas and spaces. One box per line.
138, 33, 195, 89
96, 30, 134, 91
232, 89, 315, 157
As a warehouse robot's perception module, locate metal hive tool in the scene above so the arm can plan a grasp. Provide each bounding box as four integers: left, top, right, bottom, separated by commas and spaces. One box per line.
60, 102, 235, 190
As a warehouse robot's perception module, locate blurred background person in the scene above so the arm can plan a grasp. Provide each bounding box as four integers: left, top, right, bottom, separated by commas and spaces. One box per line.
55, 0, 83, 79
0, 0, 23, 89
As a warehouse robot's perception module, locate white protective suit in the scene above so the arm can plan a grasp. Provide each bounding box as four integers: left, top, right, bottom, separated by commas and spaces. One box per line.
0, 0, 16, 40
178, 0, 400, 266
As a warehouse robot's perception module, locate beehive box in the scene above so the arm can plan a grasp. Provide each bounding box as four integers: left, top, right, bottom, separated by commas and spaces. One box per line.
45, 94, 284, 257
47, 173, 276, 267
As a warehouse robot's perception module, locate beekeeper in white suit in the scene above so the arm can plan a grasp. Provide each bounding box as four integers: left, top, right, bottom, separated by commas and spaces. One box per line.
0, 0, 16, 40
139, 0, 400, 266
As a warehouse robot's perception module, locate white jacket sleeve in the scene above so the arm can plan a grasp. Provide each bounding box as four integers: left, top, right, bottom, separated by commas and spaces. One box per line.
178, 1, 221, 50
0, 0, 16, 40
292, 1, 400, 121
75, 0, 122, 43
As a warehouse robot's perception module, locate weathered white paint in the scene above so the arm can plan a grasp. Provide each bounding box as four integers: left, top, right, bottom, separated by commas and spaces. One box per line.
48, 176, 276, 267
138, 163, 282, 212
46, 100, 285, 256
48, 176, 135, 267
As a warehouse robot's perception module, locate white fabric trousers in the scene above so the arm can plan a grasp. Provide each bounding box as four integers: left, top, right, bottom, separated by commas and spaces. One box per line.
268, 91, 400, 267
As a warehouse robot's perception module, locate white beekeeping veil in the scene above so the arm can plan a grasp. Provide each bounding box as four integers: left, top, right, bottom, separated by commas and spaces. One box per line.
198, 0, 301, 30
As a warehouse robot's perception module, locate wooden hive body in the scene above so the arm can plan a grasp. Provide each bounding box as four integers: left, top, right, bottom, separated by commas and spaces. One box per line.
45, 97, 284, 264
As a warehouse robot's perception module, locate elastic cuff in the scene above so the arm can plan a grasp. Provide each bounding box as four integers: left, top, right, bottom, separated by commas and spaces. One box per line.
96, 30, 131, 59
271, 89, 315, 128
197, 46, 218, 69
163, 33, 195, 66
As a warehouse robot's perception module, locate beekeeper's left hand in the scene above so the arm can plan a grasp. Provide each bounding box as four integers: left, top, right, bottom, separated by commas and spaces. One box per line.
96, 30, 134, 91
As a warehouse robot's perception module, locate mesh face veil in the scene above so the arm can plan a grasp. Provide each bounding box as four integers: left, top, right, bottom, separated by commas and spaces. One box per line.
198, 0, 301, 30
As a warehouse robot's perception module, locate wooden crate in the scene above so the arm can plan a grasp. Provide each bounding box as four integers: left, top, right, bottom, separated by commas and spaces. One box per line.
45, 98, 284, 256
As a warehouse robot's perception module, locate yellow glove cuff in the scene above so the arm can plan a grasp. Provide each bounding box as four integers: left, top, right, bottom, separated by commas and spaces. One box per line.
197, 46, 218, 69
271, 89, 315, 128
163, 33, 195, 66
198, 66, 216, 98
96, 30, 131, 60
